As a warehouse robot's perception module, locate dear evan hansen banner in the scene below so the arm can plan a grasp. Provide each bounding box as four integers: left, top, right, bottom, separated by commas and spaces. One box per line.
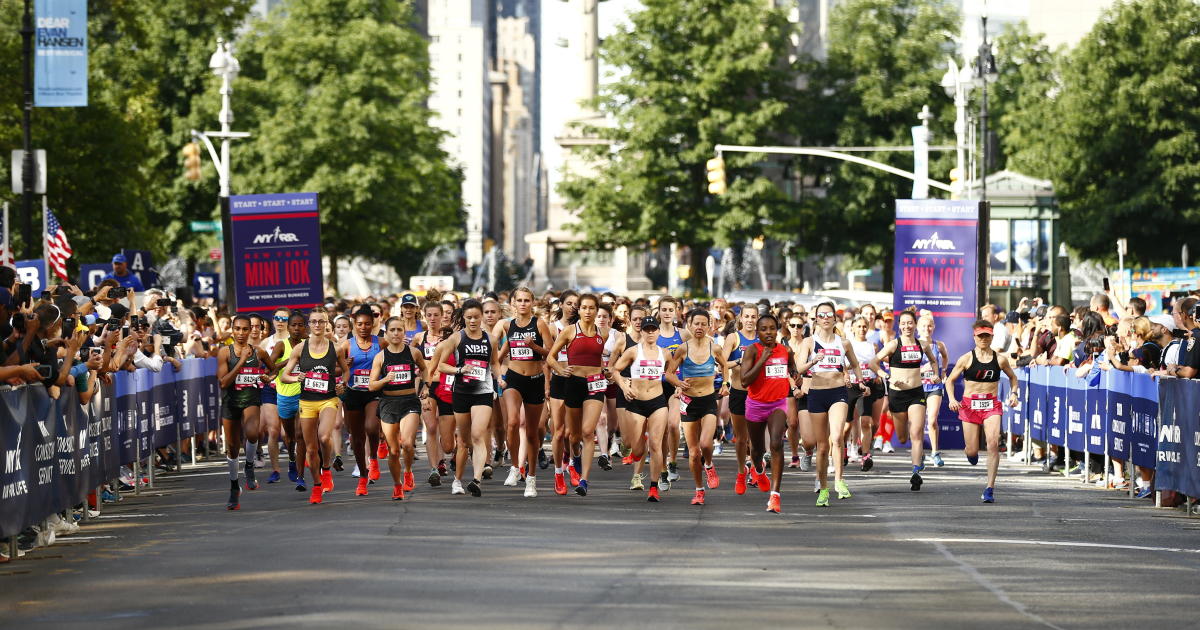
229, 193, 323, 313
34, 0, 88, 107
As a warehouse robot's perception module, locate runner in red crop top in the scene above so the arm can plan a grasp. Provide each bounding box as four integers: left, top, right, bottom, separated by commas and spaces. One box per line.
740, 314, 794, 514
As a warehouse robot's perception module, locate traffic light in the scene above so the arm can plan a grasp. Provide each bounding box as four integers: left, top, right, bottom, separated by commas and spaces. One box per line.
183, 142, 202, 181
706, 156, 726, 195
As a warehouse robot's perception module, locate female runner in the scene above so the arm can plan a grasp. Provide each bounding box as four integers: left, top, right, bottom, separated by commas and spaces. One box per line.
546, 294, 607, 497
655, 296, 686, 487
494, 287, 554, 497
596, 304, 625, 471
436, 299, 498, 497
269, 312, 307, 490
546, 291, 580, 491
339, 306, 383, 496
721, 304, 758, 494
215, 315, 273, 510
917, 315, 950, 467
414, 300, 452, 486
619, 305, 649, 476
665, 309, 728, 505
280, 308, 350, 505
741, 313, 795, 513
785, 314, 810, 471
397, 294, 424, 342
869, 310, 941, 491
612, 316, 670, 501
482, 298, 505, 476
795, 302, 868, 507
944, 320, 1020, 503
367, 316, 429, 500
847, 316, 883, 472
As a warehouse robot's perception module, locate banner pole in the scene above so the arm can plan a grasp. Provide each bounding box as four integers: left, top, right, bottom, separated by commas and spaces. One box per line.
190, 436, 196, 468
133, 436, 141, 496
176, 422, 183, 473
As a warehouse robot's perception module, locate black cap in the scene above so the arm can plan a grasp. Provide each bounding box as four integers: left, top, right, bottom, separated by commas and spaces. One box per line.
400, 293, 418, 306
1004, 311, 1021, 324
640, 316, 659, 330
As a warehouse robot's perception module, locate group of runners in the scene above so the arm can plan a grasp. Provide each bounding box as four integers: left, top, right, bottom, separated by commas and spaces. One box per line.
214, 290, 1020, 513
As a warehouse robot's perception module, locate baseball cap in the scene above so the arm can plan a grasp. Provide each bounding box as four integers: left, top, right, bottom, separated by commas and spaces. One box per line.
112, 253, 127, 264
1004, 311, 1021, 325
974, 326, 994, 336
73, 295, 92, 308
640, 316, 660, 330
400, 293, 418, 306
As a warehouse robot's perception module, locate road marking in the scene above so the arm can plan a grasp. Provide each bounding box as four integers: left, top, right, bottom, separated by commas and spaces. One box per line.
55, 536, 117, 541
96, 514, 166, 519
925, 540, 1067, 630
907, 537, 1200, 554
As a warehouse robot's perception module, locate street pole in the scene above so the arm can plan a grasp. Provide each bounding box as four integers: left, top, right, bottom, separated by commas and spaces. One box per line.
977, 15, 997, 205
21, 0, 35, 259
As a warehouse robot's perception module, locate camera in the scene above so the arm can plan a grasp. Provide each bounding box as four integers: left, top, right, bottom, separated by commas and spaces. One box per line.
109, 286, 127, 299
1171, 328, 1188, 340
156, 298, 172, 307
153, 317, 184, 356
62, 317, 75, 337
15, 284, 31, 307
10, 313, 24, 333
36, 364, 52, 379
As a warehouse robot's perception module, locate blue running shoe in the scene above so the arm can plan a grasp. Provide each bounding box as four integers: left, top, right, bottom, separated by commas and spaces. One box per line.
572, 456, 582, 474
932, 452, 945, 467
287, 461, 299, 483
575, 478, 589, 496
966, 453, 979, 466
101, 488, 118, 503
1135, 486, 1153, 499
267, 471, 281, 484
295, 478, 307, 492
981, 487, 994, 503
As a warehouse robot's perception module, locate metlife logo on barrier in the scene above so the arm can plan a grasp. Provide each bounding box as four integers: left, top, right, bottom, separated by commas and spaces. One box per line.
229, 193, 323, 313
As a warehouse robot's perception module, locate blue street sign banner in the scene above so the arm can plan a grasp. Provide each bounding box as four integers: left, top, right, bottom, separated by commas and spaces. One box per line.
121, 249, 158, 289
1047, 366, 1067, 447
194, 272, 219, 299
34, 0, 88, 107
1131, 371, 1159, 470
1065, 374, 1086, 452
79, 263, 109, 290
229, 193, 323, 313
15, 259, 48, 293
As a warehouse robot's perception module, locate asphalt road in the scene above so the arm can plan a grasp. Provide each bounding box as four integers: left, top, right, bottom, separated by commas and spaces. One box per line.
3, 444, 1199, 630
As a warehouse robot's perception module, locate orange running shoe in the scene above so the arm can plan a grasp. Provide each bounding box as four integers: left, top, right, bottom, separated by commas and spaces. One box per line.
554, 472, 567, 495
403, 470, 415, 492
355, 478, 369, 496
647, 486, 660, 502
756, 469, 770, 493
621, 455, 634, 465
321, 469, 334, 492
392, 484, 405, 501
368, 459, 381, 482
766, 493, 781, 513
568, 465, 581, 487
691, 489, 705, 505
377, 441, 389, 459
309, 485, 323, 504
734, 472, 747, 495
705, 466, 720, 490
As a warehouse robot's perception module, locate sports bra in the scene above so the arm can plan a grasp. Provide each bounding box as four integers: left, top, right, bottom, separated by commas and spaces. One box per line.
565, 323, 603, 368
809, 334, 844, 374
632, 344, 666, 380
889, 336, 923, 369
381, 345, 418, 393
348, 335, 381, 390
729, 330, 756, 363
964, 348, 1001, 383
507, 316, 543, 362
680, 340, 717, 379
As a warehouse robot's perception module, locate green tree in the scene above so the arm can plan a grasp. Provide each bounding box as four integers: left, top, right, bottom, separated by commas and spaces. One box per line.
558, 0, 797, 285
233, 0, 463, 290
989, 22, 1060, 177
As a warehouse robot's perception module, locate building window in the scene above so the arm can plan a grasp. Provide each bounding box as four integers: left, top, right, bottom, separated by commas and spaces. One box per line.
989, 219, 1009, 272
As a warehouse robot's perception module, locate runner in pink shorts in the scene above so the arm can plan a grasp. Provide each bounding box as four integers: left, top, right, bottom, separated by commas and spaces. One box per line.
741, 313, 794, 514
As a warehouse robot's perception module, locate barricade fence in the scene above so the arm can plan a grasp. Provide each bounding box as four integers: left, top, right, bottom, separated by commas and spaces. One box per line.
1003, 366, 1200, 502
1, 358, 219, 538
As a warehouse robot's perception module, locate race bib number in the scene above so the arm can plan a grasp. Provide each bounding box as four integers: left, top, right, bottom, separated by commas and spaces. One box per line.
235, 367, 265, 390
444, 374, 455, 388
636, 360, 663, 380
423, 344, 436, 359
815, 348, 842, 370
861, 367, 875, 381
969, 396, 995, 411
900, 345, 921, 363
462, 359, 488, 383
303, 371, 330, 394
388, 364, 412, 385
764, 357, 788, 379
921, 369, 936, 385
586, 373, 608, 394
679, 394, 691, 415
351, 369, 371, 389
509, 338, 534, 361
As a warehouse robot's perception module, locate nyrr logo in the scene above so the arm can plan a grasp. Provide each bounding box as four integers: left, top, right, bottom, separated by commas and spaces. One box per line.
911, 232, 956, 250
252, 226, 300, 244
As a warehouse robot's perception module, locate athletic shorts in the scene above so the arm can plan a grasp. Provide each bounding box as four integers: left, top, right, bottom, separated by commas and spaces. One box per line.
436, 397, 454, 417
923, 383, 946, 397
888, 386, 927, 413
564, 375, 606, 409
299, 397, 340, 419
260, 387, 278, 406
615, 386, 628, 409
680, 392, 718, 422
277, 393, 300, 420
958, 393, 1001, 425
453, 392, 494, 414
379, 394, 422, 424
745, 396, 787, 423
605, 383, 620, 400
845, 383, 862, 412
728, 388, 748, 416
627, 393, 667, 418
806, 387, 848, 415
220, 392, 259, 421
549, 374, 568, 400
504, 370, 545, 405
340, 387, 379, 412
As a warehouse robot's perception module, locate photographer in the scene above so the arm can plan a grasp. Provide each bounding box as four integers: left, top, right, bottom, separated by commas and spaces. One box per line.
16, 303, 88, 397
0, 288, 45, 385
1172, 298, 1200, 379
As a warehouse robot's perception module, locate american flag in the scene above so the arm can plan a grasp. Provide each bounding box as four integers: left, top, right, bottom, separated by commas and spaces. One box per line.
45, 208, 73, 281
0, 203, 15, 268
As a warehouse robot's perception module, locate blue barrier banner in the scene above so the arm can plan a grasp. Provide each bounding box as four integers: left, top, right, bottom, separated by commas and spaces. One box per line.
1155, 378, 1191, 495
149, 367, 177, 450
1131, 373, 1159, 470
115, 371, 136, 464
1106, 370, 1131, 461
96, 383, 118, 484
1066, 374, 1087, 452
1085, 377, 1107, 456
1, 385, 60, 537
1027, 366, 1047, 442
1047, 367, 1067, 447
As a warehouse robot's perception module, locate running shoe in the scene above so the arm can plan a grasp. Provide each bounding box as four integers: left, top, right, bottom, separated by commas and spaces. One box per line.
355, 478, 369, 496
621, 454, 634, 465
226, 483, 240, 511
714, 442, 723, 456
538, 448, 548, 470
881, 441, 895, 454
101, 488, 118, 504
667, 461, 680, 482
766, 493, 781, 513
755, 468, 770, 493
482, 464, 494, 480
524, 477, 538, 498
981, 486, 994, 503
659, 471, 671, 491
734, 472, 747, 495
816, 488, 830, 507
295, 478, 306, 492
1135, 486, 1153, 499
437, 458, 449, 477
609, 439, 622, 457
575, 479, 588, 496
789, 455, 800, 469
351, 465, 361, 478
967, 453, 980, 466
872, 436, 883, 451
377, 440, 389, 459
598, 454, 612, 471
321, 469, 334, 492
910, 471, 923, 491
705, 466, 720, 490
368, 459, 381, 482
267, 470, 281, 484
691, 489, 705, 505
287, 461, 299, 483
392, 484, 404, 501
309, 485, 323, 504
629, 473, 644, 491
244, 461, 258, 490
333, 455, 344, 472
403, 471, 415, 492
554, 473, 568, 495
451, 479, 466, 495
932, 452, 945, 467
800, 452, 813, 472
647, 486, 660, 502
568, 465, 581, 487
861, 454, 874, 472
835, 479, 851, 499
467, 479, 482, 497
504, 466, 521, 487
428, 470, 441, 487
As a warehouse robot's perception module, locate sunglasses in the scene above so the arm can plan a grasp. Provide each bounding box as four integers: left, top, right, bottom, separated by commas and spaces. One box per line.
815, 312, 836, 319
788, 323, 802, 328
975, 333, 993, 338
273, 315, 288, 322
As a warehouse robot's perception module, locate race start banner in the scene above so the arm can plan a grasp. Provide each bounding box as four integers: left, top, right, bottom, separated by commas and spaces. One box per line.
34, 0, 88, 107
893, 199, 984, 450
229, 193, 323, 313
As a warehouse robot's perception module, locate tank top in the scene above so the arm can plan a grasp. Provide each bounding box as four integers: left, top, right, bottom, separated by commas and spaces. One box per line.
436, 352, 456, 403
810, 334, 845, 374
920, 339, 941, 386
275, 338, 302, 397
601, 328, 621, 366
566, 323, 603, 368
554, 319, 568, 363
403, 320, 424, 343
849, 339, 877, 383
889, 337, 923, 369
680, 340, 717, 379
297, 339, 339, 401
632, 344, 666, 381
348, 335, 381, 390
657, 326, 683, 353
620, 333, 637, 377
748, 343, 789, 402
507, 316, 543, 362
729, 331, 756, 367
964, 348, 1001, 383
453, 330, 493, 395
381, 345, 418, 393
419, 330, 442, 360
225, 344, 264, 392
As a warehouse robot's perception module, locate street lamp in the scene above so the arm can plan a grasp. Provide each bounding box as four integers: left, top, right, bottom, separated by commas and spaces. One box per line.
940, 58, 974, 199
975, 15, 999, 203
